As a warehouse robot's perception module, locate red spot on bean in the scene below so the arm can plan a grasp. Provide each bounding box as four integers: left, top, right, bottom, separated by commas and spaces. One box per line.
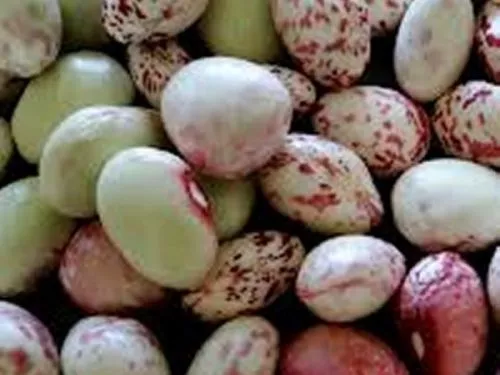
8, 348, 29, 375
180, 170, 213, 226
486, 33, 500, 48
298, 163, 315, 174
117, 0, 133, 16
291, 193, 341, 212
462, 89, 492, 110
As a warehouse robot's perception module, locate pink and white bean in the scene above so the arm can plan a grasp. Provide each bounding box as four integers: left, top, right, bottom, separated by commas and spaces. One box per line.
280, 324, 409, 375
476, 1, 500, 83
393, 252, 488, 375
394, 0, 474, 102
61, 316, 171, 375
270, 0, 371, 89
366, 0, 413, 36
313, 86, 430, 177
183, 231, 305, 322
186, 316, 279, 375
0, 301, 58, 375
296, 235, 406, 322
258, 134, 384, 235
161, 57, 292, 179
102, 0, 209, 44
432, 80, 500, 167
59, 221, 167, 314
127, 39, 191, 109
262, 65, 317, 114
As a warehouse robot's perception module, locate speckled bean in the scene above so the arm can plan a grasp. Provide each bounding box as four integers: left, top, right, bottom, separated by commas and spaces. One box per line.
432, 80, 500, 167
258, 134, 384, 235
183, 231, 305, 322
270, 0, 371, 89
313, 86, 430, 177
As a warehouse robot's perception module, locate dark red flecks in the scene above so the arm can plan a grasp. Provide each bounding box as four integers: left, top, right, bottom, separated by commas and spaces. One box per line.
298, 163, 315, 174
324, 38, 347, 53
485, 32, 500, 48
478, 112, 486, 126
315, 156, 343, 176
314, 10, 330, 23
386, 0, 400, 9
252, 232, 276, 247
267, 150, 297, 170
295, 40, 321, 55
461, 88, 492, 110
133, 2, 147, 19
432, 82, 500, 164
380, 103, 392, 115
340, 18, 349, 32
386, 134, 404, 150
0, 305, 59, 366
162, 6, 174, 20
344, 113, 356, 122
117, 0, 133, 16
291, 193, 341, 212
468, 140, 500, 159
184, 232, 303, 319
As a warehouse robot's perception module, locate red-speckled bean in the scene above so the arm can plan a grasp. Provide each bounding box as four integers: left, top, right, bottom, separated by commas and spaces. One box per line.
102, 0, 209, 43
366, 0, 413, 36
258, 134, 384, 235
476, 1, 500, 82
313, 86, 430, 177
270, 0, 371, 89
127, 39, 191, 109
263, 64, 317, 114
0, 301, 58, 375
183, 231, 305, 322
432, 81, 500, 167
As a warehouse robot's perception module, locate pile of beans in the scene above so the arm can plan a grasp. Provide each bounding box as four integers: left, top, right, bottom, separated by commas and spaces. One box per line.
1, 0, 500, 374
